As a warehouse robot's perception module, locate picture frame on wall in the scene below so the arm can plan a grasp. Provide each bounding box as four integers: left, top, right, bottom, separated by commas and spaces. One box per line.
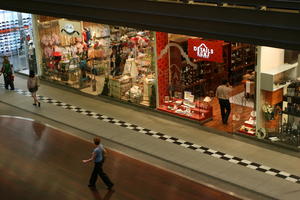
164, 96, 170, 103
174, 91, 182, 99
184, 91, 192, 100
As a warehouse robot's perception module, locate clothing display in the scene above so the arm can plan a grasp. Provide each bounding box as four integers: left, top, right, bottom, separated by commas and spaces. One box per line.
123, 58, 138, 78
39, 20, 113, 92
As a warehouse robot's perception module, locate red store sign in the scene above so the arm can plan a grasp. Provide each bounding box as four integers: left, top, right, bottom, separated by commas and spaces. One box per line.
188, 39, 223, 63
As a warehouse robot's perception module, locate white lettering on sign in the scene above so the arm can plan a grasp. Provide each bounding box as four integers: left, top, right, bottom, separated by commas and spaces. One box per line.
193, 43, 214, 59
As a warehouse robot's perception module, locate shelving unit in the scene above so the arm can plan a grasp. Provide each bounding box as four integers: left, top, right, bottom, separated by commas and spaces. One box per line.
261, 63, 297, 91
284, 95, 300, 104
282, 111, 300, 118
229, 43, 256, 85
278, 81, 300, 147
0, 13, 32, 56
168, 39, 256, 97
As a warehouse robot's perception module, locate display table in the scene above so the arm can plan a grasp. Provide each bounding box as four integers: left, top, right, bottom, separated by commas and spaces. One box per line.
239, 123, 255, 136
158, 98, 213, 123
242, 80, 255, 98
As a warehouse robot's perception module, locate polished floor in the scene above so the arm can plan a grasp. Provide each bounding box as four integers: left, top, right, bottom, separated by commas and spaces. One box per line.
205, 84, 253, 133
1, 75, 300, 200
0, 116, 240, 200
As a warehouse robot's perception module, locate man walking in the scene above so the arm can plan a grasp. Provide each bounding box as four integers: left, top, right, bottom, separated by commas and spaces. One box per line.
82, 137, 114, 190
0, 56, 14, 90
216, 80, 232, 124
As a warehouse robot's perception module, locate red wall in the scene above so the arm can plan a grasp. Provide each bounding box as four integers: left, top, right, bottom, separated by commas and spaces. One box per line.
156, 32, 169, 105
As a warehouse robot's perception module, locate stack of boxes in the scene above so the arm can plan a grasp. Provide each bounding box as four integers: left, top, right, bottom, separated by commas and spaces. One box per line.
109, 77, 132, 99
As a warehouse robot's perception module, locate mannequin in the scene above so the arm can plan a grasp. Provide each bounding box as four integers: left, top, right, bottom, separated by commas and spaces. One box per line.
110, 45, 121, 76
28, 40, 37, 72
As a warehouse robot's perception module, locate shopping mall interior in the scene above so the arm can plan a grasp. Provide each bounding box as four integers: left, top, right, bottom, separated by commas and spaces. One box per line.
1, 4, 300, 200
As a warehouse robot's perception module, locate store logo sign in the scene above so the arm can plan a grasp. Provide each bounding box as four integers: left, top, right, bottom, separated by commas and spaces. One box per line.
64, 24, 75, 34
59, 20, 81, 36
193, 43, 214, 59
61, 24, 80, 36
188, 39, 223, 63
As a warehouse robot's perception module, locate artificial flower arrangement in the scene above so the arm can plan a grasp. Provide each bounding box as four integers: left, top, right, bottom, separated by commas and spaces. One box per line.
262, 103, 275, 121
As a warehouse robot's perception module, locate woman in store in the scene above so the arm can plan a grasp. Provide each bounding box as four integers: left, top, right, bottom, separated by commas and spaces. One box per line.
0, 56, 14, 90
27, 70, 41, 107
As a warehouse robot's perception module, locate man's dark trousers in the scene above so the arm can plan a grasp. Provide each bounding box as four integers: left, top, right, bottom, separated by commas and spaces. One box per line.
89, 162, 113, 188
218, 98, 231, 124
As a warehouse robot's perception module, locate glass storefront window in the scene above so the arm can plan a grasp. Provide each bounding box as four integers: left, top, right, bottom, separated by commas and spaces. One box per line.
156, 33, 257, 135
36, 16, 156, 107
0, 10, 34, 75
31, 15, 299, 149
257, 47, 300, 147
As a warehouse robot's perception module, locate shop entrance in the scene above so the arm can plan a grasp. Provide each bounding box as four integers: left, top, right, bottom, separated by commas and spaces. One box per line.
157, 33, 257, 135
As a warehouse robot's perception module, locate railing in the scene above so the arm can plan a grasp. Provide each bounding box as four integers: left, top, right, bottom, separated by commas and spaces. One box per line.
150, 0, 300, 12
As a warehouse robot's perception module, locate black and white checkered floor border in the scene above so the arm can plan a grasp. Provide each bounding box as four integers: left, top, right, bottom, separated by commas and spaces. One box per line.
2, 84, 300, 184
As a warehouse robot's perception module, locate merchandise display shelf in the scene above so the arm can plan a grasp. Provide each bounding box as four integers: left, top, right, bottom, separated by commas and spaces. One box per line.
282, 111, 300, 118
284, 95, 300, 104
238, 123, 256, 136
0, 15, 32, 56
158, 107, 211, 122
261, 63, 297, 92
158, 99, 213, 123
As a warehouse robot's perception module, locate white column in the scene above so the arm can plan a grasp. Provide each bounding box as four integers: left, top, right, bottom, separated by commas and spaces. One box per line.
31, 14, 42, 76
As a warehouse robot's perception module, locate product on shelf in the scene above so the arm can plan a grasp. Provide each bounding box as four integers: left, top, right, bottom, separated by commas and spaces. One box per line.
38, 17, 155, 106
277, 80, 300, 146
238, 111, 256, 136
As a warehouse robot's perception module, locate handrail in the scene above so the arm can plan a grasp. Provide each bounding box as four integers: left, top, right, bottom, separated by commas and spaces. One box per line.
150, 0, 300, 11
2, 0, 300, 50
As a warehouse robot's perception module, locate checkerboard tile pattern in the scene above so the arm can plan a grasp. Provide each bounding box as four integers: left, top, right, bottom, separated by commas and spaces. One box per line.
2, 83, 300, 184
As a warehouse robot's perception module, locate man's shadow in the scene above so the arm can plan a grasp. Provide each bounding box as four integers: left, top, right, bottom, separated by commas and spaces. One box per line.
89, 188, 115, 200
32, 122, 45, 140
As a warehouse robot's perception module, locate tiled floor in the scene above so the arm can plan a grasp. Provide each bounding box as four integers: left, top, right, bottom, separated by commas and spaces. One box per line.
0, 75, 300, 200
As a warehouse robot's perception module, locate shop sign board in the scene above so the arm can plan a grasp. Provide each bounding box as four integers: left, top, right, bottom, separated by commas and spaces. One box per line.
59, 19, 82, 37
188, 39, 223, 63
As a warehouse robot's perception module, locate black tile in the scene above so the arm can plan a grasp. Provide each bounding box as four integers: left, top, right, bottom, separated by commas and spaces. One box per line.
269, 168, 281, 173
215, 151, 226, 156
275, 174, 287, 179
256, 168, 268, 173
232, 157, 242, 161
289, 175, 300, 180
184, 142, 193, 145
188, 146, 197, 150
204, 151, 213, 155
173, 141, 183, 145
220, 156, 231, 161
237, 162, 248, 166
250, 162, 261, 167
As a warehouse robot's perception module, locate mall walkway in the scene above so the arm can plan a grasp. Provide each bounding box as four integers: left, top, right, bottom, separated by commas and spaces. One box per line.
0, 75, 300, 200
0, 116, 240, 200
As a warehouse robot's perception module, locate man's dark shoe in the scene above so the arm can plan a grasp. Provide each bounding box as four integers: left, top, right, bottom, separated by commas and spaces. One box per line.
88, 184, 96, 188
107, 183, 114, 190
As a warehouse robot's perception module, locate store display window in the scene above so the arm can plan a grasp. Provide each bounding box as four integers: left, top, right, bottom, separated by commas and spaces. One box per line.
156, 33, 257, 135
257, 47, 300, 148
0, 10, 34, 75
36, 16, 156, 107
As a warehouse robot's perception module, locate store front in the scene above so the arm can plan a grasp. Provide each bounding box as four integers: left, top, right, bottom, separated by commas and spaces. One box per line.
257, 47, 300, 148
35, 16, 156, 107
156, 33, 257, 135
0, 10, 35, 75
32, 14, 300, 149
156, 32, 300, 149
